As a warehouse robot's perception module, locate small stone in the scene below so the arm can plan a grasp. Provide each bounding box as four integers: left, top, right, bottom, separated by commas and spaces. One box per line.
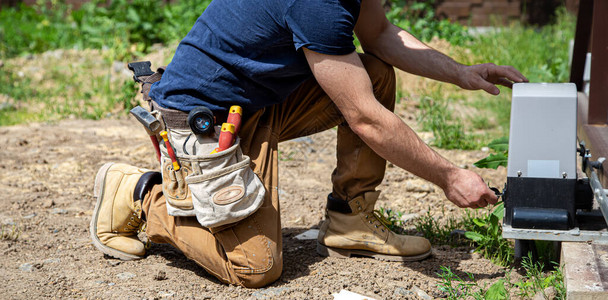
481, 147, 490, 152
393, 287, 414, 297
411, 286, 432, 300
116, 272, 136, 280
19, 263, 34, 272
50, 208, 68, 215
42, 258, 60, 264
154, 270, 167, 281
108, 282, 115, 286
22, 213, 37, 219
95, 280, 106, 285
159, 291, 175, 298
19, 262, 41, 272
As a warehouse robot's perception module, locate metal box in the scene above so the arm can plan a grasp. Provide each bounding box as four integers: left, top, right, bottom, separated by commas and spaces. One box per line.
504, 83, 578, 229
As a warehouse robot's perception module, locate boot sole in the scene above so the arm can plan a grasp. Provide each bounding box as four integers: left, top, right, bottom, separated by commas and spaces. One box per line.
90, 162, 142, 261
316, 242, 432, 262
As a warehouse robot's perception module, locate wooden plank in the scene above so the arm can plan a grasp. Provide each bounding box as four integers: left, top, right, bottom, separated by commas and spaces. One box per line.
562, 242, 608, 299
588, 0, 608, 124
570, 0, 594, 91
577, 92, 608, 187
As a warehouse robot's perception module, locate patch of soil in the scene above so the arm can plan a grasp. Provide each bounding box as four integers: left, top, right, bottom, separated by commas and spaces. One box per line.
0, 113, 508, 299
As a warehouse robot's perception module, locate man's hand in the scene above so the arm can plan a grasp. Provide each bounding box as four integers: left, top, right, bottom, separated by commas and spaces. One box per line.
442, 169, 498, 208
457, 63, 528, 95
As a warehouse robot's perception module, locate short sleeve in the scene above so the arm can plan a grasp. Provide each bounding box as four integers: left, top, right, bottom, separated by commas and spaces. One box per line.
285, 0, 359, 55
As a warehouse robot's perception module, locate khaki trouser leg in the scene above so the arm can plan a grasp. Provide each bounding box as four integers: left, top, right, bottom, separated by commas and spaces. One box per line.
142, 53, 396, 288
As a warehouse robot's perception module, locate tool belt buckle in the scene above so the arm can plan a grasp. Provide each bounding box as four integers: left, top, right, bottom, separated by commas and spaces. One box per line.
128, 61, 155, 83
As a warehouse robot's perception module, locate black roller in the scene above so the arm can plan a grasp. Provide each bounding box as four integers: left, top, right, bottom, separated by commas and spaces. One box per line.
511, 207, 569, 230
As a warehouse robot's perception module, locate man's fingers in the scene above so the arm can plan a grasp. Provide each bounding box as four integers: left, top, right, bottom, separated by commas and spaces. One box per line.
478, 78, 500, 95
496, 77, 514, 88
489, 64, 528, 83
484, 188, 499, 205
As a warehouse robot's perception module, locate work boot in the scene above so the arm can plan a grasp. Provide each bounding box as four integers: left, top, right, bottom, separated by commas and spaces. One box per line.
317, 191, 432, 261
90, 162, 161, 260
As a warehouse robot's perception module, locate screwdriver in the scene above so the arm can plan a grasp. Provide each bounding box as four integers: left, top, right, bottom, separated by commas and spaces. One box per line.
160, 131, 180, 171
227, 105, 242, 135
210, 123, 236, 154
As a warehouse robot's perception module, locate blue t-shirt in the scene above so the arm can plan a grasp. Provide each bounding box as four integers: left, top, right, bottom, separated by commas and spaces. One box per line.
149, 0, 361, 114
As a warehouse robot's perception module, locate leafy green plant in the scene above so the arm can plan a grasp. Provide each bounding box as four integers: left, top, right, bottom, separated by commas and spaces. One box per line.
515, 254, 565, 299
437, 266, 508, 300
414, 208, 468, 245
464, 202, 514, 266
474, 137, 509, 169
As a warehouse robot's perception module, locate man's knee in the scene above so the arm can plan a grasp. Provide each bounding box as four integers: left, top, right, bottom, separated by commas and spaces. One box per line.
359, 53, 396, 111
217, 212, 283, 288
235, 256, 283, 288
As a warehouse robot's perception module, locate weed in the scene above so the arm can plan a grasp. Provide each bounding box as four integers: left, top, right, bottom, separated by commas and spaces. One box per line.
474, 137, 509, 169
514, 254, 565, 299
1, 223, 21, 241
414, 208, 468, 245
417, 96, 481, 150
464, 202, 514, 266
277, 150, 297, 162
437, 266, 508, 299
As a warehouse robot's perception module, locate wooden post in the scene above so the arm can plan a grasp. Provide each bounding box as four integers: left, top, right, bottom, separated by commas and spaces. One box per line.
569, 0, 593, 91
588, 0, 608, 125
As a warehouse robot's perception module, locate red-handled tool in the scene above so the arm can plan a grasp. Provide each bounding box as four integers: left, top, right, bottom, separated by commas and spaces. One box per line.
226, 105, 242, 135
160, 131, 180, 171
210, 123, 236, 154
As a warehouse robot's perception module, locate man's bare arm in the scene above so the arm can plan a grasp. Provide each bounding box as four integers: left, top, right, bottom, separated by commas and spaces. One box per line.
354, 0, 527, 95
303, 48, 497, 208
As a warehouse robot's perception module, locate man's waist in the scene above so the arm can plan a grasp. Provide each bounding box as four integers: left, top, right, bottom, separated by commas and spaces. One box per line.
151, 100, 229, 130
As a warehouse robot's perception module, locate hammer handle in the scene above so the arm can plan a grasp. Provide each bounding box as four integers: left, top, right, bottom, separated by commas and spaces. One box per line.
150, 135, 161, 162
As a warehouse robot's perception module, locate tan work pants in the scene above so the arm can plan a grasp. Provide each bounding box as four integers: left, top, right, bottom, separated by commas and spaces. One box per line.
142, 54, 396, 288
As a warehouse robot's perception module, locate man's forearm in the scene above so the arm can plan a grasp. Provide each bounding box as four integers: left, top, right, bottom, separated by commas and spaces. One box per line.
351, 108, 459, 190
359, 24, 464, 86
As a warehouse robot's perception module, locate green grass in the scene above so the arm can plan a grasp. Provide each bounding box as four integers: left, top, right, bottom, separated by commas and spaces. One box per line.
0, 2, 576, 138
377, 206, 564, 299
0, 0, 212, 61
413, 208, 468, 245
437, 259, 565, 300
406, 7, 576, 149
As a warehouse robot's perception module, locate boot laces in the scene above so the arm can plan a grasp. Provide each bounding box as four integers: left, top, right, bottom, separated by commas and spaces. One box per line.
124, 209, 144, 232
363, 210, 390, 233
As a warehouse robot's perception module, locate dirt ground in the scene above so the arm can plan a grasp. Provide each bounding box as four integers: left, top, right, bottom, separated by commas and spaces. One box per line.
0, 107, 509, 299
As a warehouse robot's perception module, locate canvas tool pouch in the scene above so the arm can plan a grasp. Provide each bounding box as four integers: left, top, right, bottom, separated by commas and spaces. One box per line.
156, 114, 265, 229
130, 61, 265, 229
